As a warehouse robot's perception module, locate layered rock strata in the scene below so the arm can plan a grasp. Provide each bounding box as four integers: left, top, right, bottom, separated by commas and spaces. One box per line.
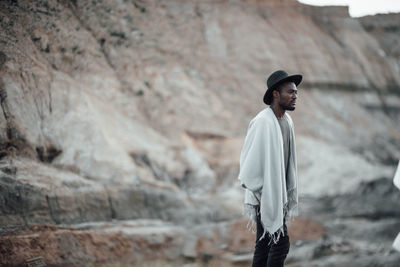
0, 0, 399, 265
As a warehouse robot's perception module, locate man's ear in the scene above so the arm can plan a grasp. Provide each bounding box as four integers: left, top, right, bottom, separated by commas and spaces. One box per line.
272, 90, 280, 100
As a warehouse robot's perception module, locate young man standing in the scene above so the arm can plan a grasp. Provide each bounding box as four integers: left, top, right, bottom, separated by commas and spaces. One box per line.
238, 70, 301, 267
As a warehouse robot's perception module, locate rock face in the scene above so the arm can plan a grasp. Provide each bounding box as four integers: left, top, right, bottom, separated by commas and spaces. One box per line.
0, 0, 399, 266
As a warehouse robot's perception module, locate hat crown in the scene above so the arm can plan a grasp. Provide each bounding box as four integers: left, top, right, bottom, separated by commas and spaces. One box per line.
267, 70, 289, 88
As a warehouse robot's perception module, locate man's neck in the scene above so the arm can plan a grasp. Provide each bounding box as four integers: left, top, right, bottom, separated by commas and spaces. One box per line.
270, 103, 285, 119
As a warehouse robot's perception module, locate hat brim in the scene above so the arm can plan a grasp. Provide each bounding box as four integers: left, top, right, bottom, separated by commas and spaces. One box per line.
263, 74, 302, 105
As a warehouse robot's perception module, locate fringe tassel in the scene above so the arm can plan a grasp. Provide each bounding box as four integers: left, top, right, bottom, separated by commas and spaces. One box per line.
286, 187, 298, 212
246, 219, 257, 234
243, 204, 286, 244
243, 189, 298, 245
243, 204, 258, 234
285, 187, 299, 223
259, 224, 285, 245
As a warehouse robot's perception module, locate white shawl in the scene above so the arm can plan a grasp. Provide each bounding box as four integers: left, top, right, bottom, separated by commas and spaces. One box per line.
238, 107, 298, 243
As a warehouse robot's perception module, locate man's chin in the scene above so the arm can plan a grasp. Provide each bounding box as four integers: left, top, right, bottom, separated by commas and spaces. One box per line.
279, 103, 296, 111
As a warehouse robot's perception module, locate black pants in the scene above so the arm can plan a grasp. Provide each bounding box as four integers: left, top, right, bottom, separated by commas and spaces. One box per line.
251, 209, 290, 267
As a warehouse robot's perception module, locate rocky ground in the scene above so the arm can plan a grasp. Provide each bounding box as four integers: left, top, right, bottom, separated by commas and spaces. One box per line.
1, 177, 399, 266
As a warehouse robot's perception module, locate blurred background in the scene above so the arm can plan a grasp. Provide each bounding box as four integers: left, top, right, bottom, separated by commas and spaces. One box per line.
0, 0, 399, 266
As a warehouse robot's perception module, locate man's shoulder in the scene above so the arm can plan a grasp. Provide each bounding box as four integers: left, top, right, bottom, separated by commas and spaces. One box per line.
249, 108, 275, 126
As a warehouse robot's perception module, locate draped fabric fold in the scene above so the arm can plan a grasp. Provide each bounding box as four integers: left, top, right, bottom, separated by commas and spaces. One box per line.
238, 107, 298, 243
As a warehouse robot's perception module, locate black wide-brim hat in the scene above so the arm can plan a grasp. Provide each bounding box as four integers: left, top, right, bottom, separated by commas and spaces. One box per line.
263, 70, 302, 105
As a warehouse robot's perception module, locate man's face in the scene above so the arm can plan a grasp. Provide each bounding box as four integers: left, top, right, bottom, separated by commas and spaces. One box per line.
276, 82, 298, 111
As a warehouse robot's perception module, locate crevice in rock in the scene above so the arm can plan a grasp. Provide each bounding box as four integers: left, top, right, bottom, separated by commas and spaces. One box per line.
97, 37, 115, 72
0, 176, 25, 227
0, 164, 17, 176
130, 152, 172, 182
132, 0, 146, 13
0, 81, 15, 141
70, 0, 77, 8
185, 130, 226, 140
36, 145, 62, 163
46, 195, 59, 224
0, 51, 6, 69
105, 187, 117, 219
48, 71, 53, 114
0, 80, 33, 159
16, 184, 28, 227
175, 169, 191, 188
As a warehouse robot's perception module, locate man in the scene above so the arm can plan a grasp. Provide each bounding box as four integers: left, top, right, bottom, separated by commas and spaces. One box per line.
238, 70, 301, 267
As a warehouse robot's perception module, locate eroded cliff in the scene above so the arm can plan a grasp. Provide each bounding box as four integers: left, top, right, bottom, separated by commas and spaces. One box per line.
0, 0, 399, 266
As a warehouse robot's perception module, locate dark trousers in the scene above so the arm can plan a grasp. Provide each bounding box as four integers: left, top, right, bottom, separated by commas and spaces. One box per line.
251, 209, 290, 267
